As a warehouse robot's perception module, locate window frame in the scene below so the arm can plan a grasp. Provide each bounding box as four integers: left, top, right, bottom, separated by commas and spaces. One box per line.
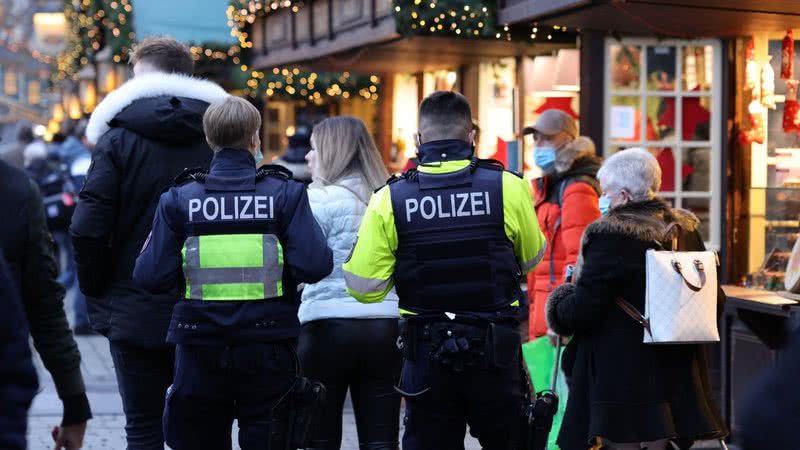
603, 37, 723, 250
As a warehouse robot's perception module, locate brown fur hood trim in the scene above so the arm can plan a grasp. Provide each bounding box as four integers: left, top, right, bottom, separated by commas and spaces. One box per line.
555, 136, 599, 173
584, 198, 699, 243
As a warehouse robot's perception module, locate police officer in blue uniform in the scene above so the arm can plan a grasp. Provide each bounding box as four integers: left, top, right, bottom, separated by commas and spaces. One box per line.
344, 91, 547, 449
133, 96, 333, 450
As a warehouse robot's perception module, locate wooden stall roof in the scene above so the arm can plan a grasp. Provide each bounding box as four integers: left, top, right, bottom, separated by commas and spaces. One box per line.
251, 5, 569, 73
498, 0, 800, 37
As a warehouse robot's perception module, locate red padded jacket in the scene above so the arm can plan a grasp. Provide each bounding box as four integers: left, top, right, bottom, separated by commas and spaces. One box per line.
527, 156, 601, 338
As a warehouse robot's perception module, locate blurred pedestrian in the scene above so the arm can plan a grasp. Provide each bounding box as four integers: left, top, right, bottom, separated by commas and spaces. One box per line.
525, 109, 602, 342
739, 323, 800, 450
0, 253, 38, 450
0, 158, 91, 449
70, 37, 226, 450
56, 120, 93, 335
298, 116, 400, 449
546, 148, 726, 450
23, 132, 49, 169
133, 96, 332, 450
0, 124, 34, 168
274, 125, 313, 183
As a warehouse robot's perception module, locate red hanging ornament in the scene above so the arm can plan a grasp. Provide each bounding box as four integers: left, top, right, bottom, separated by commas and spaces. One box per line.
784, 80, 800, 133
782, 29, 794, 80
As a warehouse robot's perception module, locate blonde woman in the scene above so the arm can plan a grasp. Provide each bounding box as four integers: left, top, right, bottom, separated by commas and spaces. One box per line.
299, 116, 400, 450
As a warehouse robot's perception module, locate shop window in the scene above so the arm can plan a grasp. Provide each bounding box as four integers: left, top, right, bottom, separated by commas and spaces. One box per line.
605, 39, 722, 249
28, 81, 41, 105
4, 71, 17, 96
745, 36, 800, 286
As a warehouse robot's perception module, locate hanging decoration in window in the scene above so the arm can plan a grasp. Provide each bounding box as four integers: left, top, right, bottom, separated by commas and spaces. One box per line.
740, 39, 766, 145
782, 29, 794, 80
761, 56, 776, 110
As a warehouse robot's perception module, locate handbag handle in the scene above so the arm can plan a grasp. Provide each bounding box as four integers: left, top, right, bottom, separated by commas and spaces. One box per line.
671, 259, 707, 292
615, 297, 651, 335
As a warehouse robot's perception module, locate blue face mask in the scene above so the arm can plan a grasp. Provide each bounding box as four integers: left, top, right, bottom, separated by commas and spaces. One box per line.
534, 146, 556, 171
598, 195, 612, 216
253, 149, 264, 166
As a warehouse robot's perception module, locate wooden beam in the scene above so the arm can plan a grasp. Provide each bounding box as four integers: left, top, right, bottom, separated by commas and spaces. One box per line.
578, 30, 603, 151
291, 8, 298, 49
378, 72, 395, 167
328, 0, 335, 40
309, 0, 316, 46
262, 17, 269, 55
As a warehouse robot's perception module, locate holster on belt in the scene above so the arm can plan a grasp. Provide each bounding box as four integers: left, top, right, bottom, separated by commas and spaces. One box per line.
486, 322, 520, 368
398, 317, 418, 361
284, 377, 326, 450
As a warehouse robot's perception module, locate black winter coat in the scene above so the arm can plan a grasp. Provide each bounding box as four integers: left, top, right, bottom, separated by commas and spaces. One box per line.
738, 323, 800, 450
546, 199, 727, 449
0, 253, 37, 450
0, 160, 89, 425
70, 73, 227, 348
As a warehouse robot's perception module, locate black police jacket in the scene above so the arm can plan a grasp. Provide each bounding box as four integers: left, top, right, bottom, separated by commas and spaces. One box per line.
133, 149, 333, 345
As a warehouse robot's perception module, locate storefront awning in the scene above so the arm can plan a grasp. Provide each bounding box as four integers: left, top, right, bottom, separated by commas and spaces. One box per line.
498, 0, 800, 36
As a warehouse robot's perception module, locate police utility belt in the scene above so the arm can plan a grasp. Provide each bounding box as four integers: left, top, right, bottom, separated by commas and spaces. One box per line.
398, 316, 520, 372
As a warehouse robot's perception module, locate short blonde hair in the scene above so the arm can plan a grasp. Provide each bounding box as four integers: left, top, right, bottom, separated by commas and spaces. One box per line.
203, 96, 261, 151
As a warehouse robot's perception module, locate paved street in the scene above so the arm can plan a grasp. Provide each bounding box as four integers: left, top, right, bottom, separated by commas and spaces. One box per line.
27, 334, 484, 450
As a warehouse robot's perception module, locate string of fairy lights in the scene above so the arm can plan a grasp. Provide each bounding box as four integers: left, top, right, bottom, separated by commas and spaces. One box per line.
57, 0, 574, 100
58, 0, 135, 80
226, 0, 379, 102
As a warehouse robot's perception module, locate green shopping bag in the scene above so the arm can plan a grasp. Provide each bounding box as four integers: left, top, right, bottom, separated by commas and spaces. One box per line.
522, 336, 569, 450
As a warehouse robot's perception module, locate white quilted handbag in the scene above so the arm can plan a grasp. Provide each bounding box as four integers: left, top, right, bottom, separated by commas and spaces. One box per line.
616, 224, 720, 344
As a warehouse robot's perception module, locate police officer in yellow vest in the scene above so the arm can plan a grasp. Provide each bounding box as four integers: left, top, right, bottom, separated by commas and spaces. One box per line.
344, 91, 547, 449
133, 96, 333, 450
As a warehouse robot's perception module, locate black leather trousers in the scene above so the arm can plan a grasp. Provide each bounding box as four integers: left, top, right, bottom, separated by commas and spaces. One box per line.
297, 318, 401, 450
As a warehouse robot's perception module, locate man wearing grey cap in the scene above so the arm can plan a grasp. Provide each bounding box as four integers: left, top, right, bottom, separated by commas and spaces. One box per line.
523, 109, 603, 342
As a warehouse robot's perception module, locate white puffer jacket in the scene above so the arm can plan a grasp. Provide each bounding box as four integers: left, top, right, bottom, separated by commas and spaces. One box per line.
299, 173, 399, 324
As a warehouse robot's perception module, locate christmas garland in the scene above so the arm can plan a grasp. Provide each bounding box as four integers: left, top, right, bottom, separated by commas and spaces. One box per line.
240, 67, 380, 102
58, 0, 135, 80
393, 0, 497, 38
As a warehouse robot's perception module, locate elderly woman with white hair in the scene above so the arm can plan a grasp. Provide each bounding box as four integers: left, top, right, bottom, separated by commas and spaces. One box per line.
546, 148, 727, 450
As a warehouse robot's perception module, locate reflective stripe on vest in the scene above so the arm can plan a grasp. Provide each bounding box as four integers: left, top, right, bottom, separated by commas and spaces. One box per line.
181, 233, 284, 301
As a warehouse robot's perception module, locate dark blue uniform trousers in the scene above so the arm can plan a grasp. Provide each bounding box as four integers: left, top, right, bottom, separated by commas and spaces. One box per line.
164, 342, 297, 450
397, 340, 526, 450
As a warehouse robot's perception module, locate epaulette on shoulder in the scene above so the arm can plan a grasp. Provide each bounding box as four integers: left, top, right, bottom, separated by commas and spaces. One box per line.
471, 157, 522, 178
380, 169, 418, 192
256, 164, 292, 181
505, 169, 524, 178
472, 158, 505, 171
378, 174, 401, 192
173, 167, 208, 186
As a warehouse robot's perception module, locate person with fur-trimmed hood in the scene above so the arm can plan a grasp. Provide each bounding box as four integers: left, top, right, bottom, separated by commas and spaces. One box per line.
70, 37, 228, 450
546, 148, 726, 450
524, 109, 602, 340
